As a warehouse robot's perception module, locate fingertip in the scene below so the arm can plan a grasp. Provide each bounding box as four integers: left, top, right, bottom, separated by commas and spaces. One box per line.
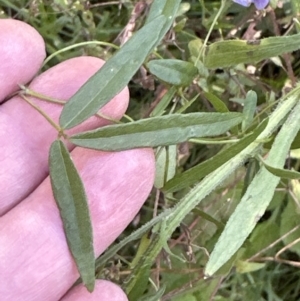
0, 19, 46, 101
61, 280, 128, 301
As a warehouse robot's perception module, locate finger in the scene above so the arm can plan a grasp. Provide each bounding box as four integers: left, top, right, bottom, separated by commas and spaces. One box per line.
0, 147, 155, 301
0, 56, 129, 215
0, 19, 45, 102
60, 280, 128, 301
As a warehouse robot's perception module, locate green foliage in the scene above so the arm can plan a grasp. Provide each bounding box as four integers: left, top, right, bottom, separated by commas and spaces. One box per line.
4, 0, 300, 299
70, 112, 243, 150
49, 140, 95, 291
204, 33, 300, 68
147, 59, 198, 86
60, 15, 167, 129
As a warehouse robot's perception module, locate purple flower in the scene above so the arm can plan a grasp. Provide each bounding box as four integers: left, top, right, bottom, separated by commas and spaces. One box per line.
233, 0, 269, 9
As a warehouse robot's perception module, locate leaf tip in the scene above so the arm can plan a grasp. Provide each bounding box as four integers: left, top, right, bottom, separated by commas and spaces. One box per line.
85, 279, 96, 293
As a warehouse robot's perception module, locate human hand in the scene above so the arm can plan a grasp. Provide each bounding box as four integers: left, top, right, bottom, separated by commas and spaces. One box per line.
0, 19, 155, 300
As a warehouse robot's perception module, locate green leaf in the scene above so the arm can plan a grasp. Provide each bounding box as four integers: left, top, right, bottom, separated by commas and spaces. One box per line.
60, 0, 182, 130
95, 209, 173, 272
147, 59, 198, 86
242, 91, 257, 131
150, 86, 177, 117
260, 159, 300, 179
49, 140, 95, 291
204, 33, 300, 69
235, 260, 265, 274
59, 15, 166, 129
126, 262, 152, 300
205, 100, 300, 277
188, 38, 203, 58
137, 286, 166, 301
280, 194, 300, 256
291, 131, 300, 149
154, 145, 177, 189
145, 0, 181, 40
241, 158, 260, 197
203, 92, 229, 113
70, 112, 243, 151
163, 119, 268, 193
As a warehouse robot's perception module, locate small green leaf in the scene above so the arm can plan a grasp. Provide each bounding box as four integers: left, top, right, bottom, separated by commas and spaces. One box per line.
261, 160, 300, 179
147, 59, 198, 86
59, 15, 166, 129
241, 158, 260, 197
188, 38, 203, 58
242, 91, 257, 131
70, 112, 243, 151
203, 92, 229, 113
235, 260, 265, 274
204, 33, 300, 69
154, 145, 177, 189
163, 119, 268, 193
49, 140, 95, 291
150, 86, 177, 117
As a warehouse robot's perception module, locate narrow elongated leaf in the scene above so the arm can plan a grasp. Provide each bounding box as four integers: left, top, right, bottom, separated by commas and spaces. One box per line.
236, 260, 265, 274
163, 119, 268, 193
49, 140, 95, 291
150, 86, 176, 117
204, 92, 229, 113
261, 160, 300, 179
242, 91, 257, 131
137, 286, 166, 301
95, 209, 173, 272
127, 262, 152, 300
205, 33, 300, 68
59, 15, 166, 129
280, 197, 300, 256
147, 59, 198, 86
70, 112, 243, 151
155, 145, 177, 189
205, 100, 300, 276
241, 158, 260, 197
145, 0, 181, 41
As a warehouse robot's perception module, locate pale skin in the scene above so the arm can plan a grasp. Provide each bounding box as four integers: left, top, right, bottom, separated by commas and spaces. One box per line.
0, 19, 155, 300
